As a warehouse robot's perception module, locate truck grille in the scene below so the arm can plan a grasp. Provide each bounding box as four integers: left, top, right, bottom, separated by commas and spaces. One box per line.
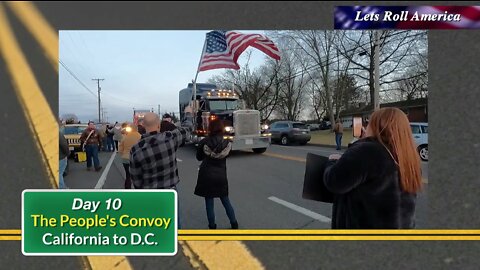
233, 110, 260, 136
68, 139, 81, 145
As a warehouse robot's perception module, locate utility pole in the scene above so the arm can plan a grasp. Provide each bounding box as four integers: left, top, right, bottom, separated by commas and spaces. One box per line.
158, 104, 161, 115
103, 109, 108, 124
92, 78, 105, 123
373, 31, 381, 111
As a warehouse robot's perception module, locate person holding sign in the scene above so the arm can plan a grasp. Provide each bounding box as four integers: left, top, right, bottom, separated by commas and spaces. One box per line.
324, 108, 422, 229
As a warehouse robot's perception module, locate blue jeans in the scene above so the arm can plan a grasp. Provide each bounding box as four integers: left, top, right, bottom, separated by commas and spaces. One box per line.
205, 197, 237, 226
335, 133, 343, 150
59, 157, 68, 189
102, 137, 108, 151
85, 144, 100, 168
107, 137, 114, 151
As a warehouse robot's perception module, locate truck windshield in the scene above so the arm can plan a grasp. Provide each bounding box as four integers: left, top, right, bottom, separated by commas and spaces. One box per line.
64, 126, 86, 135
209, 100, 238, 111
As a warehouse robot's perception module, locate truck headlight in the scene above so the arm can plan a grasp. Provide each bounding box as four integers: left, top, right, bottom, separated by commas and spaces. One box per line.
261, 124, 269, 130
225, 126, 234, 133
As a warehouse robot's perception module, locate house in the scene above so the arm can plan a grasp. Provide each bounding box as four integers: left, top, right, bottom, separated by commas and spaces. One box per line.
340, 98, 428, 127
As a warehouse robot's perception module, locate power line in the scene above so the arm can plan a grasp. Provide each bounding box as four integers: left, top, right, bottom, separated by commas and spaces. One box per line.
59, 59, 97, 98
101, 92, 158, 107
62, 33, 95, 78
60, 60, 158, 108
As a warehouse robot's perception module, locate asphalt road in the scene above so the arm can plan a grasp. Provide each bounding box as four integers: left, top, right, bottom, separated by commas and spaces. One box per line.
63, 143, 430, 269
66, 144, 429, 230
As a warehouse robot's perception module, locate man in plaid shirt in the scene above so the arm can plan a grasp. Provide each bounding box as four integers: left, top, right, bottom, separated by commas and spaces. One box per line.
129, 112, 187, 189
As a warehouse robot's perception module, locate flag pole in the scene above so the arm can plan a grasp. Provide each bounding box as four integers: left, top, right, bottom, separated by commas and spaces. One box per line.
192, 37, 207, 129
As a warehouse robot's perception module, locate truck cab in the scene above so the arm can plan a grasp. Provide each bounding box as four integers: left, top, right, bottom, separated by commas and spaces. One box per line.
179, 83, 270, 153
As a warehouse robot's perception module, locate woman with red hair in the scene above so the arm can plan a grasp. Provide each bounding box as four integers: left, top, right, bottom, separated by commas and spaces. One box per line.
324, 107, 422, 229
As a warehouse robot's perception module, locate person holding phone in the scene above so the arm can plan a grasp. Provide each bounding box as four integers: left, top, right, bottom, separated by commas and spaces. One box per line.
324, 107, 422, 229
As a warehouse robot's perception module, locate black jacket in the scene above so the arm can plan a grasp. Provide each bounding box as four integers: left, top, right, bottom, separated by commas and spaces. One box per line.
194, 135, 232, 198
106, 127, 115, 138
323, 137, 417, 229
59, 132, 70, 160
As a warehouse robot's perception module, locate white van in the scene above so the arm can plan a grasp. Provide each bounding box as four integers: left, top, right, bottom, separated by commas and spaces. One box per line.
410, 122, 428, 161
348, 122, 428, 162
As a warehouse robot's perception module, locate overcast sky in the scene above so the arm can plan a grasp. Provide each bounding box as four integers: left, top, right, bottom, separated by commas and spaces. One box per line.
59, 30, 269, 123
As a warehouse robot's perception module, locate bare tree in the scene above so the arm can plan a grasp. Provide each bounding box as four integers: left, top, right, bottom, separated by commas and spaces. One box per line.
332, 73, 361, 118
338, 30, 427, 105
279, 30, 349, 129
208, 50, 281, 121
274, 43, 310, 121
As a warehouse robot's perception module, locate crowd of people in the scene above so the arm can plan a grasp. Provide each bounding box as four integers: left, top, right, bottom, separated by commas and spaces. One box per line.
58, 107, 422, 230
58, 113, 238, 229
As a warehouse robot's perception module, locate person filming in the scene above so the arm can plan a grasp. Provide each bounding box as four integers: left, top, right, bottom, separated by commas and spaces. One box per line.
324, 107, 422, 229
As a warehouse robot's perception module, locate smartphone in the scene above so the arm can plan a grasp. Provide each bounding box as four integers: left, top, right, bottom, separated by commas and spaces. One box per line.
353, 116, 362, 138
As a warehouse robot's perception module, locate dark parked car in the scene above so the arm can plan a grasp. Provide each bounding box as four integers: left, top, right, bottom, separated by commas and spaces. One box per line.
268, 121, 311, 145
319, 121, 332, 130
307, 124, 320, 131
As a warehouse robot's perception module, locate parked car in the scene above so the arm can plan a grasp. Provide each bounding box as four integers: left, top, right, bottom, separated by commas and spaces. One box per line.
319, 121, 332, 130
410, 122, 428, 162
347, 122, 428, 162
308, 124, 320, 131
268, 121, 311, 145
63, 124, 88, 156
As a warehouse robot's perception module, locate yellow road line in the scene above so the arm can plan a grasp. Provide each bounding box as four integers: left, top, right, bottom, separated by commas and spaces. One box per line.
6, 1, 58, 71
86, 257, 133, 270
182, 241, 264, 270
179, 236, 480, 241
179, 229, 480, 235
0, 2, 58, 189
263, 152, 428, 184
0, 236, 22, 241
5, 229, 480, 236
0, 230, 22, 235
0, 3, 132, 270
4, 233, 480, 242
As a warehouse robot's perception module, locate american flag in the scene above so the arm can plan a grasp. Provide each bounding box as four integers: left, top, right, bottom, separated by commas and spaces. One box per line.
335, 6, 406, 29
398, 6, 480, 29
335, 6, 480, 29
197, 30, 280, 72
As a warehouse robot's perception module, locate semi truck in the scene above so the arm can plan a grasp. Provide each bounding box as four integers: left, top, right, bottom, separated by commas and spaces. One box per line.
133, 109, 151, 126
179, 83, 271, 153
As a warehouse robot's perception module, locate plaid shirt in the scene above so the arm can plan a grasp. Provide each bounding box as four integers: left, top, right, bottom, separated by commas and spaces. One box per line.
129, 128, 187, 189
